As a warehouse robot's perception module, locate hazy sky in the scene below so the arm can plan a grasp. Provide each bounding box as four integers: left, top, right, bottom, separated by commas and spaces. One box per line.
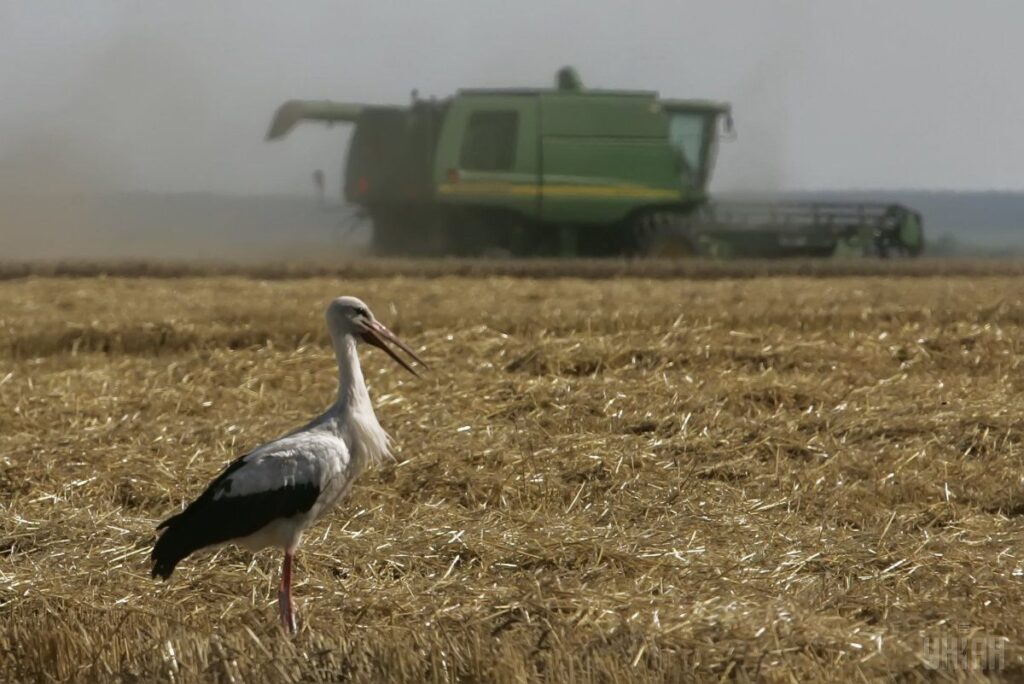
1, 1, 1020, 196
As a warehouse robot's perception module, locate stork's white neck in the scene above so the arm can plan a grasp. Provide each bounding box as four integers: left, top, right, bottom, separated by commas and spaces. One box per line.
331, 333, 371, 413
322, 328, 392, 467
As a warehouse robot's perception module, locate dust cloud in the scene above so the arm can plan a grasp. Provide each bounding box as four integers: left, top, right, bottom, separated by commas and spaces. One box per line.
0, 29, 349, 261
708, 5, 811, 197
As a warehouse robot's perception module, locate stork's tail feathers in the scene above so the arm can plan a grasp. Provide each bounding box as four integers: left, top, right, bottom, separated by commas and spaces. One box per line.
151, 513, 196, 580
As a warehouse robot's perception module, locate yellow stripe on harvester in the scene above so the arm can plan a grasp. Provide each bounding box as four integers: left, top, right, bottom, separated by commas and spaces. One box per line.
438, 182, 538, 197
437, 182, 679, 200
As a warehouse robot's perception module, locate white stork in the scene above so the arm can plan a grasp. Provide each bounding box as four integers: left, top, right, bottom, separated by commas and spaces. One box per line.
151, 296, 425, 634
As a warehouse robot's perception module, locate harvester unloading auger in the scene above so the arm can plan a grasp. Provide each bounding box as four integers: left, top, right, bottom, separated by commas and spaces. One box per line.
267, 67, 923, 258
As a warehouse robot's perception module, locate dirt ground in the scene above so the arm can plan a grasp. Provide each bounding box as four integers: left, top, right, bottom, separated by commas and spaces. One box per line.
2, 266, 1024, 681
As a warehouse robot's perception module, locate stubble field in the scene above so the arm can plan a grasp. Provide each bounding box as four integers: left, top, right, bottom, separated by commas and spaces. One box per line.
3, 263, 1024, 682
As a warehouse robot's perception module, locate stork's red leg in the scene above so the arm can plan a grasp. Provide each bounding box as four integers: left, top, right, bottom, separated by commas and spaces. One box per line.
278, 550, 296, 634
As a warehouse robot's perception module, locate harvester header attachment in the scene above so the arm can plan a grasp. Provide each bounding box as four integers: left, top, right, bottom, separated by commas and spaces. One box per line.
266, 100, 366, 140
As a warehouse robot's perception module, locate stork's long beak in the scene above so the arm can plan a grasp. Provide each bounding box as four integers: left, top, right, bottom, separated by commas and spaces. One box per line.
359, 319, 427, 377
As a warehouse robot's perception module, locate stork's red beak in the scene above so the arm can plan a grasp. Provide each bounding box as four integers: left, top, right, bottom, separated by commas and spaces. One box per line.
359, 320, 427, 377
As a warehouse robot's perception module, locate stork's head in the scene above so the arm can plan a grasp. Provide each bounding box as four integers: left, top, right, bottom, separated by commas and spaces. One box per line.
326, 296, 426, 376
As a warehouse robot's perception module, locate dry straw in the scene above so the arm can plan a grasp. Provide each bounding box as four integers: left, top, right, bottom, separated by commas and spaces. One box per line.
2, 266, 1024, 681
4, 257, 1024, 282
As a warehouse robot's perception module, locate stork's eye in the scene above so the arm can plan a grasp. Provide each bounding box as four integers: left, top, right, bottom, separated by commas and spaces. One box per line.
355, 307, 369, 318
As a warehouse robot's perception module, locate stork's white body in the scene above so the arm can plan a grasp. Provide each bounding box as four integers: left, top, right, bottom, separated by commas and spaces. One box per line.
226, 433, 359, 553
218, 336, 393, 552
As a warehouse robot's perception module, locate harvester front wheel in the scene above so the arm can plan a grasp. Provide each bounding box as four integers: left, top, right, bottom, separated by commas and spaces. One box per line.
632, 212, 699, 258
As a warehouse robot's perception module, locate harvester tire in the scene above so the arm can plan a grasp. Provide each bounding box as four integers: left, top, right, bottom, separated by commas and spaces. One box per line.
632, 212, 698, 258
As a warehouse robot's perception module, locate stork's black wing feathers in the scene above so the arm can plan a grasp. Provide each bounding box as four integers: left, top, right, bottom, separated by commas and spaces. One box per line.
155, 454, 250, 531
151, 452, 320, 580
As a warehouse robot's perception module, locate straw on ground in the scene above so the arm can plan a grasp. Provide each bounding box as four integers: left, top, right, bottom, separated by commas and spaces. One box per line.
2, 269, 1024, 681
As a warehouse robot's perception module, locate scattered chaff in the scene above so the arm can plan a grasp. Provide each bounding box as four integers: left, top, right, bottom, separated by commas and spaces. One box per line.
2, 273, 1024, 681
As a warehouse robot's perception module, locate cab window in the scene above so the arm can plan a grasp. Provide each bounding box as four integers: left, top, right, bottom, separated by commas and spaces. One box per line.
668, 112, 709, 179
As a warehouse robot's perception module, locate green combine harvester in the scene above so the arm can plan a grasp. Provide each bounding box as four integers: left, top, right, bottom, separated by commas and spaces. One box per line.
267, 67, 923, 258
